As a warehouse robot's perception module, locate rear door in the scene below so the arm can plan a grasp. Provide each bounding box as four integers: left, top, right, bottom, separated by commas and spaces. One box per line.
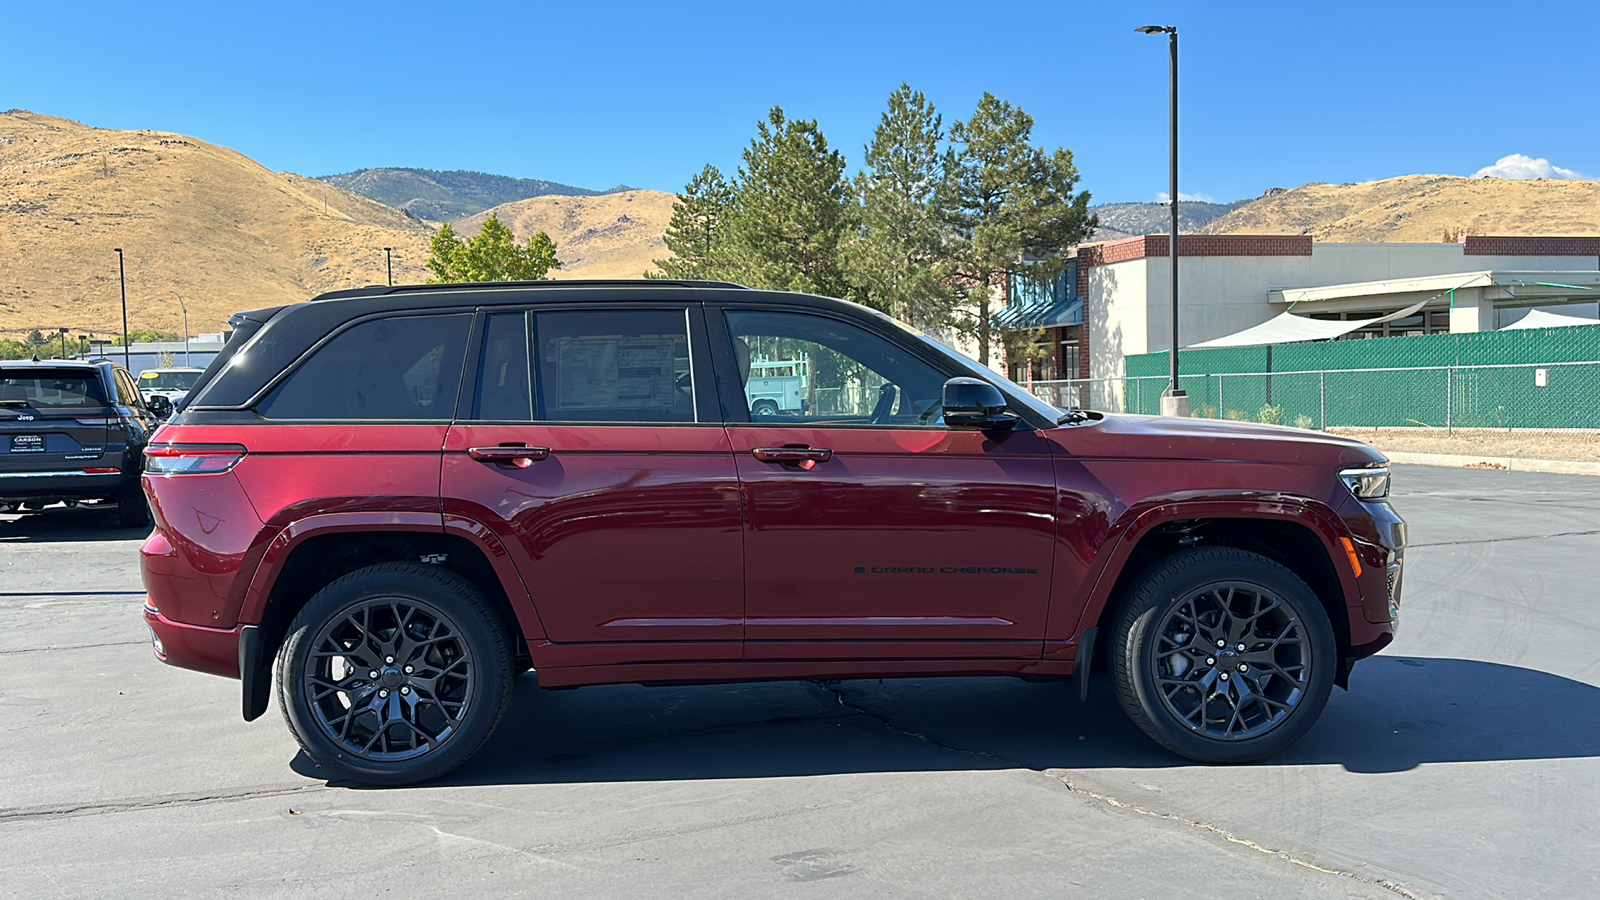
441, 304, 744, 662
0, 367, 113, 477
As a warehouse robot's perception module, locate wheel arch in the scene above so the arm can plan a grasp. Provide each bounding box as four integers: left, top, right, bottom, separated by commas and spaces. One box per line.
1079, 504, 1356, 689
237, 514, 543, 720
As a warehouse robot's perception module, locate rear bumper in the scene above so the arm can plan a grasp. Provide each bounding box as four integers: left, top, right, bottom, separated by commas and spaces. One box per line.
143, 601, 242, 679
0, 469, 132, 502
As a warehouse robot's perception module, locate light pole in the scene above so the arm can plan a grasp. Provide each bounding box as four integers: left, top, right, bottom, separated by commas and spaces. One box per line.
58, 328, 68, 359
113, 248, 130, 370
383, 247, 394, 286
1137, 24, 1188, 417
168, 289, 191, 366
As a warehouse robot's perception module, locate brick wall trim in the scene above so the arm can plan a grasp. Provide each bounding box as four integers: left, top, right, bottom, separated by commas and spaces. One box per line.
1462, 236, 1600, 257
1076, 234, 1313, 268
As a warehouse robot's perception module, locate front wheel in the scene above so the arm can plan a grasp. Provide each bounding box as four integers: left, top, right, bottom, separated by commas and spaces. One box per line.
276, 562, 514, 785
1109, 547, 1336, 763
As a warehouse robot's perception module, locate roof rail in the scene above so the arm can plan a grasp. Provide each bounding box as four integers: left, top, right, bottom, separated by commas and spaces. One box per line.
312, 279, 752, 302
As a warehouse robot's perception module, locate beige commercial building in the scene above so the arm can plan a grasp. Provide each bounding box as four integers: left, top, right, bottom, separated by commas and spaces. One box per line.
1017, 235, 1600, 401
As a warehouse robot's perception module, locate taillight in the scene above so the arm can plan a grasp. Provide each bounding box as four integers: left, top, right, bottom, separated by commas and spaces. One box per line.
73, 416, 122, 426
143, 443, 246, 475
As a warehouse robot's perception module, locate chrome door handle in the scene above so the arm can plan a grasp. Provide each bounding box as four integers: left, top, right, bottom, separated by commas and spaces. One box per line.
751, 447, 832, 464
468, 446, 551, 468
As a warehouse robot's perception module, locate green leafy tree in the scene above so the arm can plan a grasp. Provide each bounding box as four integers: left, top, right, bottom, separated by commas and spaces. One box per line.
110, 330, 179, 346
938, 93, 1095, 366
652, 165, 736, 280
0, 338, 31, 360
719, 107, 852, 297
843, 84, 956, 328
426, 215, 561, 283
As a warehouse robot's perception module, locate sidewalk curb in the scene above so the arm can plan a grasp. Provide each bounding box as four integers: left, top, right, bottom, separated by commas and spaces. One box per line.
1383, 451, 1600, 477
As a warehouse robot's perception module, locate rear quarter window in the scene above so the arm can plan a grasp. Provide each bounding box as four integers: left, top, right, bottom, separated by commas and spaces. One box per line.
256, 314, 472, 420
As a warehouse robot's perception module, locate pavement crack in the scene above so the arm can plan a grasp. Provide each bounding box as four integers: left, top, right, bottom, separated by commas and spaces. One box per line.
812, 682, 1434, 899
813, 680, 1023, 769
0, 784, 327, 823
0, 639, 147, 655
1047, 776, 1438, 899
1412, 528, 1600, 548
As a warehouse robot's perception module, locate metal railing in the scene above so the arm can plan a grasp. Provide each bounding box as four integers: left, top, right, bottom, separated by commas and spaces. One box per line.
1025, 359, 1600, 432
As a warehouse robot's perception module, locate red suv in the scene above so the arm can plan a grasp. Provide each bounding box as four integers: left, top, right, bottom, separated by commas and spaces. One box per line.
142, 281, 1404, 785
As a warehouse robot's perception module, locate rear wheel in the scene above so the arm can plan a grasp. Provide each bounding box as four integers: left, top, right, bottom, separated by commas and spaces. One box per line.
276, 563, 513, 785
1109, 547, 1336, 763
752, 399, 780, 417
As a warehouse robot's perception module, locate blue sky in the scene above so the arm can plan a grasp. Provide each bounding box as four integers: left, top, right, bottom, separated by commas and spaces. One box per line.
5, 0, 1595, 205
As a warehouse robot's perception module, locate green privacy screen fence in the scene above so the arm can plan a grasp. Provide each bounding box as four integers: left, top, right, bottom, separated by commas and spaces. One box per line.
1109, 324, 1600, 429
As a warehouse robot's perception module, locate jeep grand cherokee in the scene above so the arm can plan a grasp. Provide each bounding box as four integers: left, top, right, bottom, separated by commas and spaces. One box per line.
141, 281, 1404, 785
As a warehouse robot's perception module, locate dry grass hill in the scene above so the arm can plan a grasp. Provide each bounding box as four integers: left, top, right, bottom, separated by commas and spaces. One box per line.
454, 191, 675, 280
1201, 174, 1600, 241
0, 111, 437, 338
7, 109, 1598, 340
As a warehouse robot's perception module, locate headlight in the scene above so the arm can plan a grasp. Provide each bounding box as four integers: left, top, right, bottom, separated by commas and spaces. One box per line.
1340, 466, 1390, 500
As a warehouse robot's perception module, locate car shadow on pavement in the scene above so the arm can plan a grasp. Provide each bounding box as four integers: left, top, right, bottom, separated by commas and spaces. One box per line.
0, 506, 151, 542
291, 654, 1600, 787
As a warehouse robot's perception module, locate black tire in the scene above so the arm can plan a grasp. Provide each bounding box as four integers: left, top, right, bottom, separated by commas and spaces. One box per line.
1109, 547, 1336, 763
276, 562, 514, 785
117, 487, 151, 528
752, 399, 780, 417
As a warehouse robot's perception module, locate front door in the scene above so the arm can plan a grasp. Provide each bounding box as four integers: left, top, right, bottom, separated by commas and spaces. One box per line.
713, 307, 1058, 660
441, 306, 744, 662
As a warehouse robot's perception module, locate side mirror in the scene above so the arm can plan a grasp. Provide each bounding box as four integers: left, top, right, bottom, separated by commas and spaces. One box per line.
146, 394, 173, 418
942, 377, 1018, 431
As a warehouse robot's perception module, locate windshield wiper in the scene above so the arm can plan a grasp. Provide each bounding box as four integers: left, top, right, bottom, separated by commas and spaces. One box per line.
0, 399, 32, 407
1056, 409, 1091, 425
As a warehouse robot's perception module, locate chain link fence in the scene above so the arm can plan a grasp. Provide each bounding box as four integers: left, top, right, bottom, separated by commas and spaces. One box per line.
1026, 359, 1600, 431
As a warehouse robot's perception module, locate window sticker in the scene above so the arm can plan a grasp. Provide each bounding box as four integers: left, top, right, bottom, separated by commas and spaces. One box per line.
554, 336, 677, 411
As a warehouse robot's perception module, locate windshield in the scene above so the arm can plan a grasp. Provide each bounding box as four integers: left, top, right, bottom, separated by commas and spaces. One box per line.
139, 370, 203, 391
0, 370, 109, 408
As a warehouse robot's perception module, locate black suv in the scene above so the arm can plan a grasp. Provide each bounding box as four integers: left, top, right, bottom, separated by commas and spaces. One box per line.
1, 358, 161, 527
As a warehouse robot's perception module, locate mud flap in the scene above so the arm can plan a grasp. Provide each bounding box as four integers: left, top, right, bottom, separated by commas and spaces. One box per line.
238, 625, 271, 721
1074, 626, 1098, 702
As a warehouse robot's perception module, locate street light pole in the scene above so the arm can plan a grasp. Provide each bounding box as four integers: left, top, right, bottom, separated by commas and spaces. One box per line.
59, 328, 68, 359
1137, 24, 1188, 416
384, 247, 394, 286
168, 290, 190, 367
113, 248, 130, 370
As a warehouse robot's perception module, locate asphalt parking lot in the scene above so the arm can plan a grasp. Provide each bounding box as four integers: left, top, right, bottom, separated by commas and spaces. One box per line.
2, 464, 1596, 899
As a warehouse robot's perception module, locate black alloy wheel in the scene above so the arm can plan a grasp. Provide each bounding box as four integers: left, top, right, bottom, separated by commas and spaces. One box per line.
277, 563, 513, 785
1110, 547, 1336, 763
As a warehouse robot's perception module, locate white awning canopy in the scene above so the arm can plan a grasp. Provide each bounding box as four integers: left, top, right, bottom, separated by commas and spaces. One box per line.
1187, 299, 1430, 348
1500, 309, 1600, 330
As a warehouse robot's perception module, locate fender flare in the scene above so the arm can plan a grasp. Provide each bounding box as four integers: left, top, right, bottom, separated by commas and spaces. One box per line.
1065, 497, 1357, 645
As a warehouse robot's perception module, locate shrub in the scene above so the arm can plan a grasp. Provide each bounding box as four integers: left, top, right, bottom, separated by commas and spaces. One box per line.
1258, 404, 1284, 425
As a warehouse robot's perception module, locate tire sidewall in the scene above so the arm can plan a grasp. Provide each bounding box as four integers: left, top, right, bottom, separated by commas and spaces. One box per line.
1114, 549, 1337, 763
278, 564, 511, 785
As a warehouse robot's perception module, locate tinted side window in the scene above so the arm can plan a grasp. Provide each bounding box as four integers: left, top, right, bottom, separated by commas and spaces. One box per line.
533, 309, 695, 423
473, 312, 533, 421
723, 310, 949, 425
258, 314, 471, 420
114, 370, 142, 407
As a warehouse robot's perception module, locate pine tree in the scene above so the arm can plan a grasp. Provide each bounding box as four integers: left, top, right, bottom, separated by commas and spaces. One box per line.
938, 93, 1096, 366
844, 84, 956, 328
720, 107, 851, 297
426, 215, 561, 283
653, 165, 736, 280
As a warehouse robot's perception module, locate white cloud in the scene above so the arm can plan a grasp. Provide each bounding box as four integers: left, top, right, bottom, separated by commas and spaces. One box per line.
1155, 191, 1215, 203
1473, 154, 1585, 180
